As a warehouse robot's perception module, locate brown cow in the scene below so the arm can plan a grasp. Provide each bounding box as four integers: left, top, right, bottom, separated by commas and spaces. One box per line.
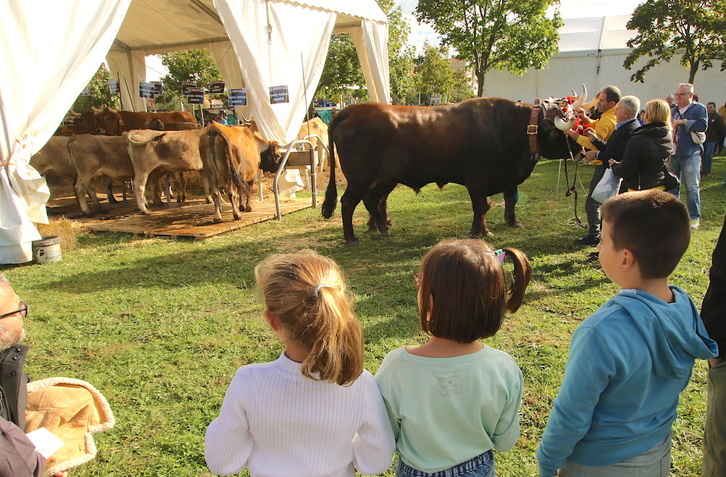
67, 135, 136, 215
295, 117, 329, 172
95, 108, 197, 135
199, 123, 282, 222
30, 136, 116, 204
322, 96, 585, 245
126, 129, 208, 214
144, 118, 201, 131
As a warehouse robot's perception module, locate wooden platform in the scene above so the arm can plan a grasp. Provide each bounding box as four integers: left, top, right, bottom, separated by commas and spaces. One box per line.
47, 194, 314, 240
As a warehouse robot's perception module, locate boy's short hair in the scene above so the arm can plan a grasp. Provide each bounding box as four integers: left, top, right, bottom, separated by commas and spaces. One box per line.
600, 190, 690, 279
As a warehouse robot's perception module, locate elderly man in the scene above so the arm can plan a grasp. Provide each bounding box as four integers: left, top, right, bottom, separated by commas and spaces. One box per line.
566, 85, 621, 246
703, 102, 726, 176
671, 83, 708, 229
0, 273, 45, 476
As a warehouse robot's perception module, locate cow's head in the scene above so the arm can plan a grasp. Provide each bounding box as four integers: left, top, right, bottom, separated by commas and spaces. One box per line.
259, 141, 282, 173
536, 85, 587, 159
93, 107, 123, 135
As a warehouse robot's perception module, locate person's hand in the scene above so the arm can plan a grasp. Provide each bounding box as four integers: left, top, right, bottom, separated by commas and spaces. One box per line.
583, 150, 598, 163
708, 357, 724, 367
673, 118, 686, 127
583, 127, 597, 141
608, 159, 618, 167
566, 129, 580, 140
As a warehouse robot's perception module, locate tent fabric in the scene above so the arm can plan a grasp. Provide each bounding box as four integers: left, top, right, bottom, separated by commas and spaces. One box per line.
0, 0, 131, 264
483, 15, 724, 107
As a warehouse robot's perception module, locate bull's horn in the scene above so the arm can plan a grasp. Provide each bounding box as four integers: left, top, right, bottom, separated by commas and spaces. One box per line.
555, 115, 576, 131
91, 106, 103, 113
67, 110, 81, 117
571, 84, 587, 108
581, 96, 599, 110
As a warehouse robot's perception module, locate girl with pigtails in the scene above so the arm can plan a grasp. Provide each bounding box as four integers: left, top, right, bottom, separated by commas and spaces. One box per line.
205, 250, 395, 477
376, 239, 532, 477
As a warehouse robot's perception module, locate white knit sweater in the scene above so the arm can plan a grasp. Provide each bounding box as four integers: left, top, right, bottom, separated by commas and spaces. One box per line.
205, 353, 395, 476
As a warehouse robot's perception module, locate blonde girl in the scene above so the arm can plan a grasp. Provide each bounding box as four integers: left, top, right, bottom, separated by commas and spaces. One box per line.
205, 250, 394, 477
376, 239, 532, 477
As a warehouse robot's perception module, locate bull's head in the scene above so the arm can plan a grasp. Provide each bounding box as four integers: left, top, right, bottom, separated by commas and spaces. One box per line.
549, 84, 587, 131
260, 141, 282, 173
95, 107, 123, 135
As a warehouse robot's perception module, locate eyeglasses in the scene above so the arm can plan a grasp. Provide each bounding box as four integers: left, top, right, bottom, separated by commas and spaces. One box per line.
0, 301, 28, 320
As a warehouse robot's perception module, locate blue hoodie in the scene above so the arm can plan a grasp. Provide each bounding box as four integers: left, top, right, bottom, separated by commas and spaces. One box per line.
537, 286, 718, 476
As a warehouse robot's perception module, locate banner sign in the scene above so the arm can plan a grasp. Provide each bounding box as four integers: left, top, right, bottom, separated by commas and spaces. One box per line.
209, 81, 226, 94
151, 81, 163, 96
430, 94, 441, 105
181, 81, 197, 95
186, 86, 205, 105
269, 85, 289, 104
139, 82, 155, 99
108, 79, 119, 94
228, 88, 247, 106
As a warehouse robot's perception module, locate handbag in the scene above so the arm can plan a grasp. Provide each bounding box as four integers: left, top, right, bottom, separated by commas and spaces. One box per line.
690, 130, 706, 144
591, 167, 620, 203
662, 162, 680, 190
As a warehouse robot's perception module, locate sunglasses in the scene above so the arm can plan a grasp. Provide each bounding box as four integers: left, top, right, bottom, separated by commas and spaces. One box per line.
0, 301, 28, 320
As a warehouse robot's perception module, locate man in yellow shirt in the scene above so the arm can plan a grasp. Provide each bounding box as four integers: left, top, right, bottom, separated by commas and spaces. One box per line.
567, 85, 621, 246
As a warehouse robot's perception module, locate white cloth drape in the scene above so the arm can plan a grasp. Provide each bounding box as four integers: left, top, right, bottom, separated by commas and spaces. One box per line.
0, 0, 130, 264
213, 0, 336, 143
348, 20, 390, 104
107, 48, 147, 112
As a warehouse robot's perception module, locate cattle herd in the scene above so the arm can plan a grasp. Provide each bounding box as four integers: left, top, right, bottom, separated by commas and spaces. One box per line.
36, 91, 585, 243
34, 109, 329, 223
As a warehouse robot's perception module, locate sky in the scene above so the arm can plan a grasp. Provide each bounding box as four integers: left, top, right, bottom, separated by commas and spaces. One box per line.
396, 0, 640, 53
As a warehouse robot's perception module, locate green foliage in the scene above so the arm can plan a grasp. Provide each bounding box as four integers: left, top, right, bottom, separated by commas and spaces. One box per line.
624, 0, 726, 84
72, 64, 121, 111
414, 43, 455, 103
156, 49, 223, 107
317, 34, 368, 103
415, 0, 562, 97
6, 152, 726, 475
378, 0, 416, 104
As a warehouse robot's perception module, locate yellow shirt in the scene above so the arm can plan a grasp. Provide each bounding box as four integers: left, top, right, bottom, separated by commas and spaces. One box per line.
576, 107, 618, 151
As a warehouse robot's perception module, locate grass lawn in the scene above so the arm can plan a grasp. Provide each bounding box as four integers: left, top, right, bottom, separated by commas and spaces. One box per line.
3, 154, 726, 476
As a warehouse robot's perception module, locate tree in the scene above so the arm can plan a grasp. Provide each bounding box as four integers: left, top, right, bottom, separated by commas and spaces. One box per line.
155, 49, 222, 109
316, 0, 415, 105
72, 64, 121, 111
414, 43, 455, 104
416, 0, 562, 97
624, 0, 726, 84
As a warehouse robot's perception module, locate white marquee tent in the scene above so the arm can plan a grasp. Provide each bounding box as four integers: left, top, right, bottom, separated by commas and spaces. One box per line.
0, 0, 389, 264
483, 15, 724, 104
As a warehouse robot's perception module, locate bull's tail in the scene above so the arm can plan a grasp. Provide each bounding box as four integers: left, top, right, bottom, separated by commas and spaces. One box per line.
211, 123, 245, 195
321, 121, 338, 219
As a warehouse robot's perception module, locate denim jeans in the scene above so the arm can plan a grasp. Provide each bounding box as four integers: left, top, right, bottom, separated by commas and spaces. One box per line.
703, 141, 717, 175
669, 153, 701, 220
395, 450, 494, 477
559, 432, 671, 476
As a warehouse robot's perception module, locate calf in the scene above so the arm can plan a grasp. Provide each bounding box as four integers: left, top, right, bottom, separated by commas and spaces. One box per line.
125, 129, 208, 214
295, 117, 329, 171
199, 123, 282, 222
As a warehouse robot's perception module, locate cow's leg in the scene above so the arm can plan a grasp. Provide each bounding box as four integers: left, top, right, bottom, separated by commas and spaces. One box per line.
104, 178, 118, 203
86, 180, 105, 213
241, 180, 254, 212
177, 173, 186, 203
364, 181, 395, 234
377, 182, 397, 227
228, 189, 241, 220
75, 176, 103, 215
134, 173, 152, 215
503, 186, 523, 228
340, 186, 365, 245
211, 190, 224, 222
467, 188, 492, 238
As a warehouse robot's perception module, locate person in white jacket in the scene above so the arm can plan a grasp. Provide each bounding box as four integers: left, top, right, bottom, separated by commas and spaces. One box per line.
205, 250, 395, 477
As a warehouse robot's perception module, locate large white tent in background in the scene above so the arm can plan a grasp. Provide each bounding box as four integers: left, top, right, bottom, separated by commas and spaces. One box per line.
484, 15, 724, 104
0, 0, 389, 264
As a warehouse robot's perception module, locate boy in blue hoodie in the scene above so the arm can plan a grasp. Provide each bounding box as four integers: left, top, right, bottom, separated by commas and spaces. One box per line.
537, 190, 718, 476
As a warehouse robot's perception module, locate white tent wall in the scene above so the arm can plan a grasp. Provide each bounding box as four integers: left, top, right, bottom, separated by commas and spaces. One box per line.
483, 15, 724, 105
0, 0, 131, 264
107, 49, 147, 112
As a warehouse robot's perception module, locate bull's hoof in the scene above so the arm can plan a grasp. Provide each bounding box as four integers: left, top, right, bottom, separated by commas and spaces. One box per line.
386, 219, 394, 226
244, 206, 252, 212
107, 196, 118, 204
346, 238, 360, 246
213, 217, 223, 224
140, 210, 151, 215
509, 221, 524, 229
379, 229, 390, 236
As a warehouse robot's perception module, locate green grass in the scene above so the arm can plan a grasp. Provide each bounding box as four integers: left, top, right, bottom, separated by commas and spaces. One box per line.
3, 155, 726, 476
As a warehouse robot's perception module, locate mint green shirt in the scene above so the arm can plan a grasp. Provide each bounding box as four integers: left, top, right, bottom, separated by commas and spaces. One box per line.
375, 346, 522, 473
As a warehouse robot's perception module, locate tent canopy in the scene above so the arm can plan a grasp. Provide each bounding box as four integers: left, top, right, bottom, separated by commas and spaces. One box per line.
0, 0, 389, 264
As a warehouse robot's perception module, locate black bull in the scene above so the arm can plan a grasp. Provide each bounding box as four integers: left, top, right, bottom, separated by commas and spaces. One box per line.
321, 98, 582, 245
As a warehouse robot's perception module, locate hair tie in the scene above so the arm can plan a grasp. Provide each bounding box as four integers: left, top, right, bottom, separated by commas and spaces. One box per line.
494, 249, 506, 265
314, 283, 331, 297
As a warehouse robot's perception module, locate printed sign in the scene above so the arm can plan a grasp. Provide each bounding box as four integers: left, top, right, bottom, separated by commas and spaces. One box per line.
209, 81, 226, 94
139, 82, 155, 99
108, 79, 119, 94
228, 88, 247, 106
181, 81, 197, 96
269, 85, 289, 104
430, 94, 441, 105
151, 81, 163, 96
186, 86, 205, 105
